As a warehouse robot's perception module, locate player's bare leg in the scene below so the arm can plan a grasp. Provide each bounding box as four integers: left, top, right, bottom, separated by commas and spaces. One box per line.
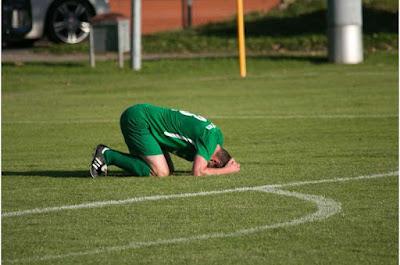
141, 154, 170, 177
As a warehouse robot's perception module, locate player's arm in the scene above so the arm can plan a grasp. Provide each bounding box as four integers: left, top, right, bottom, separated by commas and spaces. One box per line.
192, 155, 240, 176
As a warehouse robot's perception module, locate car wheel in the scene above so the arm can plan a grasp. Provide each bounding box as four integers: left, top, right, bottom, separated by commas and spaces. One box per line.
47, 0, 94, 44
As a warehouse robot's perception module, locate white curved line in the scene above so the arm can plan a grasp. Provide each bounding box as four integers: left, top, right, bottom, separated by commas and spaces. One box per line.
7, 187, 341, 264
3, 171, 397, 218
5, 171, 396, 263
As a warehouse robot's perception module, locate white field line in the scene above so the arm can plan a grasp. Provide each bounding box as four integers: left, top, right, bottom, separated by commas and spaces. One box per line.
2, 187, 254, 218
2, 114, 398, 124
7, 186, 342, 264
210, 114, 398, 120
3, 171, 397, 218
257, 171, 399, 190
5, 171, 397, 264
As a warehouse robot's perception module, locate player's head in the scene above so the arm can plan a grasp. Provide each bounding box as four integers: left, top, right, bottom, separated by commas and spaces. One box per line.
208, 147, 232, 168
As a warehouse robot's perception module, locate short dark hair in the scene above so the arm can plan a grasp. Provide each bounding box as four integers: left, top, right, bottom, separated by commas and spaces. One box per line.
215, 148, 232, 168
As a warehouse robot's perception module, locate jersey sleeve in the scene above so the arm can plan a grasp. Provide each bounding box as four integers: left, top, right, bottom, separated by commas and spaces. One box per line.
195, 128, 224, 161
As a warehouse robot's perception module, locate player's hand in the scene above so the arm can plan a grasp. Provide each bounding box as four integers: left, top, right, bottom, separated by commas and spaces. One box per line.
225, 158, 240, 173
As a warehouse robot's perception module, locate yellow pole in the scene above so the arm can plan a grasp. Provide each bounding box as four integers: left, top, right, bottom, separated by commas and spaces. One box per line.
236, 0, 246, 78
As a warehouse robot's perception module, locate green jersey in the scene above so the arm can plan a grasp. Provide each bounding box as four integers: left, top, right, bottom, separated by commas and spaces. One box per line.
120, 104, 224, 161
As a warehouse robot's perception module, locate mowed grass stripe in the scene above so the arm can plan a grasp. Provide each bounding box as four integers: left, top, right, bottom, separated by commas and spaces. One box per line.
2, 114, 398, 124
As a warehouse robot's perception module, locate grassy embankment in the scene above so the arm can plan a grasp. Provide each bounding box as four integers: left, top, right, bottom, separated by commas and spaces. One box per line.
35, 0, 398, 56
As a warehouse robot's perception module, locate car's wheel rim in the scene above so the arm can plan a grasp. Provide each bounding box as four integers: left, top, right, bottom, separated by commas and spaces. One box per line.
52, 1, 91, 44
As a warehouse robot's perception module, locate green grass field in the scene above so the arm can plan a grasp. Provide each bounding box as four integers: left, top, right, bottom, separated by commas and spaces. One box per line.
2, 52, 398, 264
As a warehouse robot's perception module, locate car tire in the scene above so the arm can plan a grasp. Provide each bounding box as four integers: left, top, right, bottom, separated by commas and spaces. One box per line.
47, 0, 94, 44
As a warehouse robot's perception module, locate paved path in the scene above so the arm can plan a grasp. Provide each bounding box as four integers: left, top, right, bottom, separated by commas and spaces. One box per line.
2, 48, 325, 64
1, 49, 247, 63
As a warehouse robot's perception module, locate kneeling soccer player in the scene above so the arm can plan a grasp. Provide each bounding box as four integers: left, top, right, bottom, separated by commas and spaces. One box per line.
90, 103, 240, 177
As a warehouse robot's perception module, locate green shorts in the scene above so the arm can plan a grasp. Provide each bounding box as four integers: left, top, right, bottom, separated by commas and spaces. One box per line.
120, 104, 163, 157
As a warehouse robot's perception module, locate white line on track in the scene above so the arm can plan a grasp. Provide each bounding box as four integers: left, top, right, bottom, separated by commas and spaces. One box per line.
4, 171, 397, 263
2, 114, 398, 124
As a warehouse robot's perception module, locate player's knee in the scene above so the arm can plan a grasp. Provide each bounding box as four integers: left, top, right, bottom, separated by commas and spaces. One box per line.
152, 167, 170, 177
143, 155, 171, 177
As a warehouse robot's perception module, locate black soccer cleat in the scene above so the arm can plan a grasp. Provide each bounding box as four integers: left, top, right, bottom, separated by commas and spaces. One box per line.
90, 144, 109, 178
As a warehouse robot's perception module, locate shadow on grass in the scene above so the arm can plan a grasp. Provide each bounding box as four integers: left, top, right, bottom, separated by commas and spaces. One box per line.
2, 170, 192, 178
197, 7, 397, 38
2, 62, 86, 68
249, 54, 328, 64
198, 10, 326, 37
148, 53, 328, 64
2, 170, 90, 178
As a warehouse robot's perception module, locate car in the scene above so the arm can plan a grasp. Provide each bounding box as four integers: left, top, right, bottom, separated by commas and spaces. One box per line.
2, 0, 110, 45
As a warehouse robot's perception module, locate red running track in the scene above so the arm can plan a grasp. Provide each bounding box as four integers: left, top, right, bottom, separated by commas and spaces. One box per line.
109, 0, 280, 34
